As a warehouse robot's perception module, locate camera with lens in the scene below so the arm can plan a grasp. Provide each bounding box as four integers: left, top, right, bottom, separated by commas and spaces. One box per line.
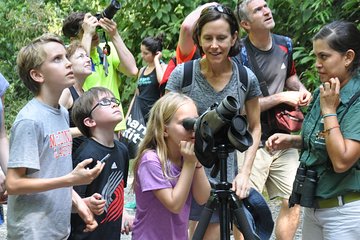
289, 165, 318, 208
182, 96, 253, 168
95, 0, 121, 20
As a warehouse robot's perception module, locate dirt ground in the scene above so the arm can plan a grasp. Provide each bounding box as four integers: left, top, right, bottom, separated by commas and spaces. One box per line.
0, 186, 303, 240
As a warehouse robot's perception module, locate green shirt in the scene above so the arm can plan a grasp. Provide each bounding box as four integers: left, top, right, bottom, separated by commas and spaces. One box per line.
84, 42, 126, 131
300, 72, 360, 199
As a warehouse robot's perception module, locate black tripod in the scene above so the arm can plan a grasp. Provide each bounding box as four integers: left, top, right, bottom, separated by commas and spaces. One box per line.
192, 145, 259, 240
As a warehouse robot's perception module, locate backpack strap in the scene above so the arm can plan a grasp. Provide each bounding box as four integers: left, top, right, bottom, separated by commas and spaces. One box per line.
244, 37, 269, 96
237, 62, 248, 92
180, 61, 195, 95
181, 60, 248, 96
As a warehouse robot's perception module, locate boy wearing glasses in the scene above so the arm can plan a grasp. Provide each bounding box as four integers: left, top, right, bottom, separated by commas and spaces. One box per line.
70, 87, 133, 239
6, 33, 104, 239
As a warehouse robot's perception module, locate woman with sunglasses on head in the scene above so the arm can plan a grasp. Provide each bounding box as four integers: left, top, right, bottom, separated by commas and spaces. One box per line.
59, 41, 92, 153
166, 4, 262, 239
266, 21, 360, 239
131, 92, 210, 240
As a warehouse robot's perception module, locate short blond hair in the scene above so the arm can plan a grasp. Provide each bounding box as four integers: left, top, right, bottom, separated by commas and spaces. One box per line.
16, 33, 64, 95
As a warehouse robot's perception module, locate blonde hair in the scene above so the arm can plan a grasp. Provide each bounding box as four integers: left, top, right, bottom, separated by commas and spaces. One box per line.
132, 92, 195, 189
16, 33, 64, 95
66, 40, 85, 59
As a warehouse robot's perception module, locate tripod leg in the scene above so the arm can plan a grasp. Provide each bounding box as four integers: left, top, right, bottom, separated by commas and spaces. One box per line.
229, 192, 259, 240
219, 192, 230, 240
192, 193, 218, 240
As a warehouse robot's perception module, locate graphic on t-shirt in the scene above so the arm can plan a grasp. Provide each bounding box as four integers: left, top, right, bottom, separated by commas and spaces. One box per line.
138, 76, 151, 86
101, 171, 124, 223
49, 129, 72, 159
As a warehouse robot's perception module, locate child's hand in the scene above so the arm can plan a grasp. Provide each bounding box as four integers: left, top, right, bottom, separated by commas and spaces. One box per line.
121, 210, 134, 235
74, 196, 98, 232
179, 141, 197, 166
70, 158, 104, 186
85, 193, 106, 215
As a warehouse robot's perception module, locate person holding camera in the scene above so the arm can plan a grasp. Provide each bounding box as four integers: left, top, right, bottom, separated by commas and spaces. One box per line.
62, 8, 138, 133
131, 92, 210, 239
166, 4, 262, 239
266, 20, 360, 239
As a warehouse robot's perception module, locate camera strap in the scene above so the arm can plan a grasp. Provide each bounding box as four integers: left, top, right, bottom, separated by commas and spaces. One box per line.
243, 37, 269, 97
102, 31, 111, 76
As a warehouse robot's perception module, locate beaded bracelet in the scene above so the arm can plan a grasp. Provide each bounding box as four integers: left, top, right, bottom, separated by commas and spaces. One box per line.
322, 113, 337, 118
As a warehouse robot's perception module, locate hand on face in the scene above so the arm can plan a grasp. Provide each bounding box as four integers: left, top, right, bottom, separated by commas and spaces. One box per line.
179, 141, 198, 166
319, 77, 341, 115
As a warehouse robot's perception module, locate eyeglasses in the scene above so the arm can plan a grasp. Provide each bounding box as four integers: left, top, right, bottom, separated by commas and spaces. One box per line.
201, 4, 233, 17
88, 97, 120, 117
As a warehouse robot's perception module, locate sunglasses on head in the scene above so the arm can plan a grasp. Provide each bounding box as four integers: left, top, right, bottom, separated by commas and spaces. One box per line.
201, 4, 233, 16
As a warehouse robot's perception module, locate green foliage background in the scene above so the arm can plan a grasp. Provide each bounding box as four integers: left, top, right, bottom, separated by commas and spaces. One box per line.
0, 0, 359, 132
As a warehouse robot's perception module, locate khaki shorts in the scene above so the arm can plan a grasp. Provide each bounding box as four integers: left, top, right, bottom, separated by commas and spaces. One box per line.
237, 148, 299, 199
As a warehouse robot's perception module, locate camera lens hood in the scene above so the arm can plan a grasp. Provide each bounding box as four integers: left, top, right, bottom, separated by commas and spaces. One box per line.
227, 115, 253, 152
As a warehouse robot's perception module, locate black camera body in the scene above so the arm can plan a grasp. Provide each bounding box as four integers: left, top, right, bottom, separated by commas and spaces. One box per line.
183, 96, 253, 168
95, 0, 121, 20
289, 165, 318, 208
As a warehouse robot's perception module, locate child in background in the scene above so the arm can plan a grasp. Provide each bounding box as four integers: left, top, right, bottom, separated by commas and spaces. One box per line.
70, 87, 133, 239
6, 33, 103, 239
131, 92, 210, 240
